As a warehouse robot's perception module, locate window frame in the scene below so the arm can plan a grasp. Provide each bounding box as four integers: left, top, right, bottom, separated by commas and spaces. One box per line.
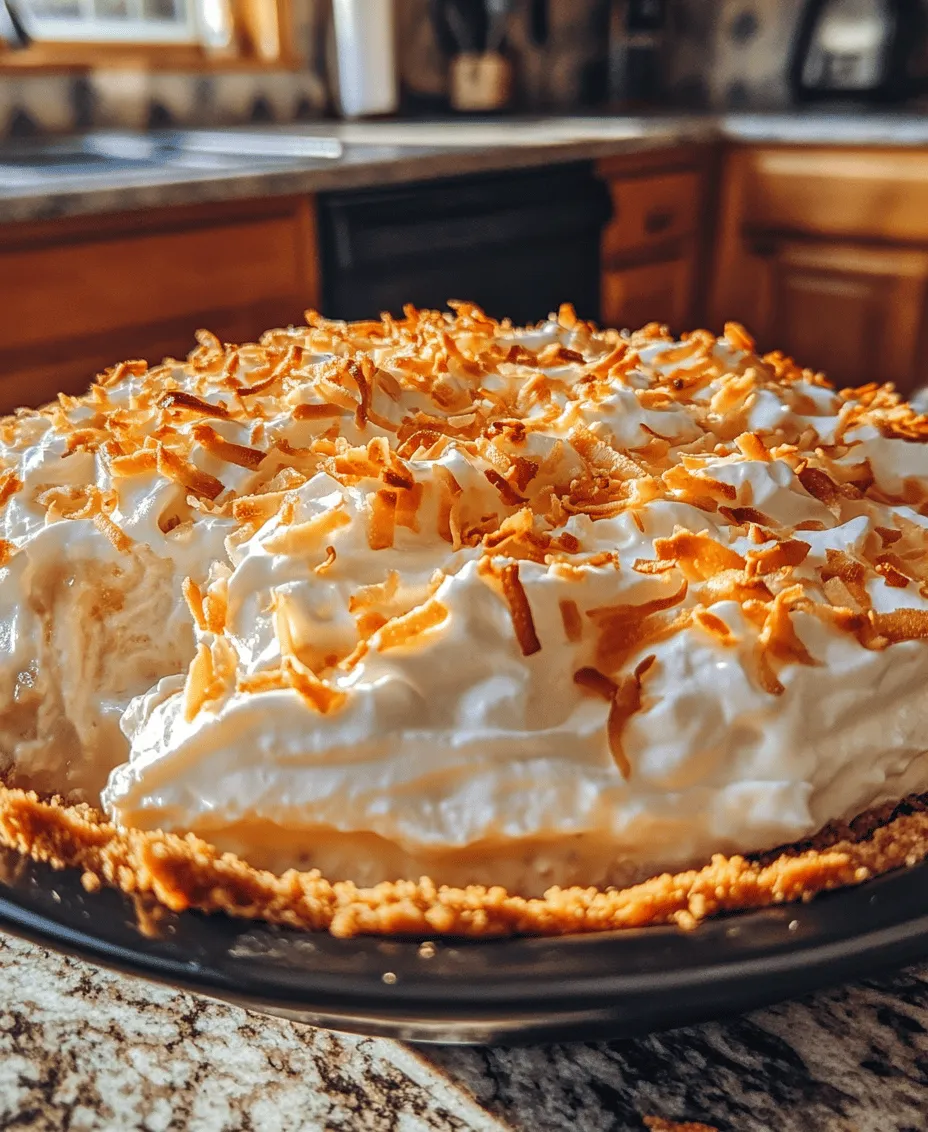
18, 0, 200, 46
0, 0, 294, 69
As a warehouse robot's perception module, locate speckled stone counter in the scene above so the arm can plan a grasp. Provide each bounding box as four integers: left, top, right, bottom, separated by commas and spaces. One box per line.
4, 111, 928, 227
2, 931, 927, 1132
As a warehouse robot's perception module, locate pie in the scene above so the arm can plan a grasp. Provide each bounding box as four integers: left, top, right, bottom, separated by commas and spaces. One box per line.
2, 304, 928, 937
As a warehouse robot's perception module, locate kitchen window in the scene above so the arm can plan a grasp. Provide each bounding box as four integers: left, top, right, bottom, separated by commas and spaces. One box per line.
0, 0, 287, 65
14, 0, 213, 43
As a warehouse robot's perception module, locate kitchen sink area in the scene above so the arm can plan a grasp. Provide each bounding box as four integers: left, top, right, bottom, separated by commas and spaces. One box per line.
0, 130, 346, 188
0, 116, 718, 226
0, 117, 668, 190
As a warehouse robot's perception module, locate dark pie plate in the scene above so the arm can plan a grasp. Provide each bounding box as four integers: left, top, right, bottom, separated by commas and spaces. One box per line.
2, 848, 928, 1045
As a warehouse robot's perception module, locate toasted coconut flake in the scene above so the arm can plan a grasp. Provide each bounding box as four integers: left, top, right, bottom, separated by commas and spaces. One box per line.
0, 470, 22, 510
752, 585, 819, 695
483, 507, 549, 562
664, 464, 737, 504
798, 466, 842, 511
397, 428, 442, 459
192, 423, 265, 470
394, 481, 424, 533
693, 608, 738, 645
382, 466, 415, 490
746, 538, 810, 578
263, 507, 350, 556
183, 643, 214, 721
436, 466, 463, 543
557, 302, 579, 330
633, 557, 677, 575
203, 586, 227, 634
484, 468, 525, 506
182, 577, 207, 631
500, 562, 541, 656
109, 450, 158, 478
159, 391, 231, 419
37, 484, 110, 522
724, 322, 755, 352
588, 581, 689, 672
573, 666, 616, 698
554, 531, 581, 554
719, 505, 775, 528
559, 598, 583, 642
98, 358, 148, 387
282, 656, 347, 714
314, 545, 337, 575
571, 425, 646, 480
875, 561, 910, 588
735, 431, 770, 461
876, 526, 904, 546
376, 598, 449, 651
653, 530, 745, 580
606, 656, 656, 780
157, 445, 224, 501
231, 490, 289, 524
293, 403, 347, 421
92, 512, 132, 553
368, 489, 397, 550
820, 548, 871, 610
511, 457, 539, 492
867, 608, 928, 646
356, 611, 388, 639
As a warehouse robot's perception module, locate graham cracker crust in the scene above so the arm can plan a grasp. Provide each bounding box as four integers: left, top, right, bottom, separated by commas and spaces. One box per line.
1, 784, 927, 938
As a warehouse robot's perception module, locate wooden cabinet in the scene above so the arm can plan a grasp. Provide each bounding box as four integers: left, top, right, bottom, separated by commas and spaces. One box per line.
729, 237, 928, 390
602, 259, 695, 334
0, 195, 320, 413
711, 147, 928, 394
597, 146, 712, 334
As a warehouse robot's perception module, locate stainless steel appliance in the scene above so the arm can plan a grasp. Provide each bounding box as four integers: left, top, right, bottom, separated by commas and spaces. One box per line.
790, 0, 928, 102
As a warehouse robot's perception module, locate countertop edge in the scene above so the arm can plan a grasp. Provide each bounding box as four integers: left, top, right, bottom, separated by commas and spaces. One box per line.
3, 112, 928, 225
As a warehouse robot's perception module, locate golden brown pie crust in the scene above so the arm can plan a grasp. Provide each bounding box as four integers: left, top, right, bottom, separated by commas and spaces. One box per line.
1, 783, 927, 938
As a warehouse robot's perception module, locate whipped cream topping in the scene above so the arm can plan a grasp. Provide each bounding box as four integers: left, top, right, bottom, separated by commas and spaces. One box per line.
4, 307, 928, 892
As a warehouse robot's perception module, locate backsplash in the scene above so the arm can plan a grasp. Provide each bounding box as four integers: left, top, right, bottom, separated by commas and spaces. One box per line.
0, 0, 876, 136
0, 0, 330, 137
667, 0, 806, 110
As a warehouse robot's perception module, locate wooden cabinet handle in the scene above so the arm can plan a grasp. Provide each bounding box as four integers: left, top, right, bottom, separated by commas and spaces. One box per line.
750, 238, 777, 258
644, 209, 674, 235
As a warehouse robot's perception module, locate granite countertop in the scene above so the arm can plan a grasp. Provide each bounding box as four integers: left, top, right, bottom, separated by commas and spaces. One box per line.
2, 931, 928, 1131
3, 110, 928, 226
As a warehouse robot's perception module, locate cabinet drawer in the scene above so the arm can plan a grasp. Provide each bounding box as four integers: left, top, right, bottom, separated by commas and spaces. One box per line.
602, 170, 701, 262
735, 147, 928, 243
602, 257, 694, 332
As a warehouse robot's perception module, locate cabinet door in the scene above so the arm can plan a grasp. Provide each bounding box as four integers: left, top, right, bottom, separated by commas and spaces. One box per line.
0, 196, 319, 412
601, 258, 694, 334
738, 239, 928, 392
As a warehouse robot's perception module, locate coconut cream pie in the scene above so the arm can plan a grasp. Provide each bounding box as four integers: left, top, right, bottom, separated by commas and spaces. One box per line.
2, 303, 928, 937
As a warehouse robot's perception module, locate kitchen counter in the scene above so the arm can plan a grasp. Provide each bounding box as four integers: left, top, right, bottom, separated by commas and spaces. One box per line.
2, 930, 928, 1131
3, 110, 928, 226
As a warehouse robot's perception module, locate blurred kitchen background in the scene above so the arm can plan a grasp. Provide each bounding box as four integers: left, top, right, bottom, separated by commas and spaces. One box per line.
4, 0, 928, 409
6, 0, 927, 127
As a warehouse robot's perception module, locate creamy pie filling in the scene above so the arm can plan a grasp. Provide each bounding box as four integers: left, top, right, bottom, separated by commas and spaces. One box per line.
2, 307, 928, 896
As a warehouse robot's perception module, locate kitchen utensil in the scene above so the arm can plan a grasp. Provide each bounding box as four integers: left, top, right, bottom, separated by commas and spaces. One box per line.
429, 0, 488, 55
449, 52, 512, 110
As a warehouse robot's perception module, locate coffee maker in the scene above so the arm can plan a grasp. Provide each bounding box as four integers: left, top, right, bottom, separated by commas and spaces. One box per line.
790, 0, 928, 103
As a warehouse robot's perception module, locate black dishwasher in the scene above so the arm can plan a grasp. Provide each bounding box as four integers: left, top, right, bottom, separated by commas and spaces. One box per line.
317, 162, 613, 324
